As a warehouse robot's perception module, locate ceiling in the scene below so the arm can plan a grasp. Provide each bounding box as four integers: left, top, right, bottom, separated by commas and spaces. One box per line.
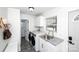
16, 7, 55, 16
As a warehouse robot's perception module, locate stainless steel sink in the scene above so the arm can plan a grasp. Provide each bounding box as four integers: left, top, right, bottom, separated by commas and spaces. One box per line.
39, 35, 54, 40
39, 34, 64, 46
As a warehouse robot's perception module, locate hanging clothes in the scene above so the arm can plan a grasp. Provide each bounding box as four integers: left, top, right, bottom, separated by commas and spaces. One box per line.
3, 24, 12, 40
0, 17, 12, 40
3, 29, 12, 40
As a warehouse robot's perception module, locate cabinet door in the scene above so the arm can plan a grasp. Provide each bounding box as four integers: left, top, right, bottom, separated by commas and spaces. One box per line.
35, 36, 40, 51
39, 38, 57, 52
39, 38, 43, 52
46, 41, 64, 52
35, 17, 40, 26
39, 38, 48, 52
46, 42, 55, 52
40, 39, 44, 52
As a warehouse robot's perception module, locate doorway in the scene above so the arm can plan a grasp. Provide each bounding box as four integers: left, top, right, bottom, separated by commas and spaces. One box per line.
68, 9, 79, 52
21, 19, 35, 52
21, 19, 29, 41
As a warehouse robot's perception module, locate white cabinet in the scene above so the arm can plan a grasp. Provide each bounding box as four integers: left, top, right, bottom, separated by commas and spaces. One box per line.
46, 42, 62, 52
35, 16, 40, 26
34, 16, 46, 31
39, 37, 63, 52
39, 38, 55, 52
39, 38, 47, 52
35, 35, 63, 52
35, 36, 40, 51
46, 42, 55, 52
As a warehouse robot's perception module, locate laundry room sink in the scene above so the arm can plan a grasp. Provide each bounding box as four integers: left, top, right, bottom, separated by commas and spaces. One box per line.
39, 35, 54, 40
39, 34, 64, 46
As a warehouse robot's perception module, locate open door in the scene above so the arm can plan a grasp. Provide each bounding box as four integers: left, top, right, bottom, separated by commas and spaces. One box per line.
68, 9, 79, 52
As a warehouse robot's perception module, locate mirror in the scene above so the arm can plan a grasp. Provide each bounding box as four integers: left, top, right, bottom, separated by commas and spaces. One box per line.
46, 16, 57, 32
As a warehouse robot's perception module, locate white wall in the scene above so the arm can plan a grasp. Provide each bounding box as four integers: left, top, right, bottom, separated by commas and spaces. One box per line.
20, 13, 36, 31
0, 8, 9, 52
0, 8, 7, 18
42, 7, 79, 52
5, 8, 20, 52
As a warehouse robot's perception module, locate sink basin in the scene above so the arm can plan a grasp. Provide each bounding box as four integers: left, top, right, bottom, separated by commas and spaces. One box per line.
39, 35, 54, 40
39, 34, 64, 46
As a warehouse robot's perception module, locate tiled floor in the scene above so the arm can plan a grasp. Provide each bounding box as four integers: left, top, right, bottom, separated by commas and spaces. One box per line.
20, 37, 35, 52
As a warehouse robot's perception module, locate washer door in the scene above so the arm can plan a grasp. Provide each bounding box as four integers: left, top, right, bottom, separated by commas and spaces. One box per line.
31, 36, 35, 46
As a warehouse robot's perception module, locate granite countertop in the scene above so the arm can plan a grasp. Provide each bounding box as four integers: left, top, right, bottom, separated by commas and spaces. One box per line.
39, 35, 64, 46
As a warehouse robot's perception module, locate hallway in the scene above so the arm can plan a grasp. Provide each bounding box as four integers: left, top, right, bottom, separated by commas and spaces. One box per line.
21, 37, 35, 52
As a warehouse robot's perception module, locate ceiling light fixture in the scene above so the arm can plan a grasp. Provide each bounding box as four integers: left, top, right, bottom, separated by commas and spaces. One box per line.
28, 7, 34, 11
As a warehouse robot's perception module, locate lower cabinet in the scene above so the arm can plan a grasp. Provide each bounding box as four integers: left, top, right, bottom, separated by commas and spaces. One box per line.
35, 36, 40, 52
35, 36, 63, 52
39, 38, 47, 52
39, 38, 55, 52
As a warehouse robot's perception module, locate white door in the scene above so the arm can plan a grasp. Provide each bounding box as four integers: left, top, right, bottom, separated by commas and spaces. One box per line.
68, 9, 79, 52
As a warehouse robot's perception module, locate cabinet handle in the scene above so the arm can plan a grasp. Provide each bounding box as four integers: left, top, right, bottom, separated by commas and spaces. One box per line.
42, 44, 43, 48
